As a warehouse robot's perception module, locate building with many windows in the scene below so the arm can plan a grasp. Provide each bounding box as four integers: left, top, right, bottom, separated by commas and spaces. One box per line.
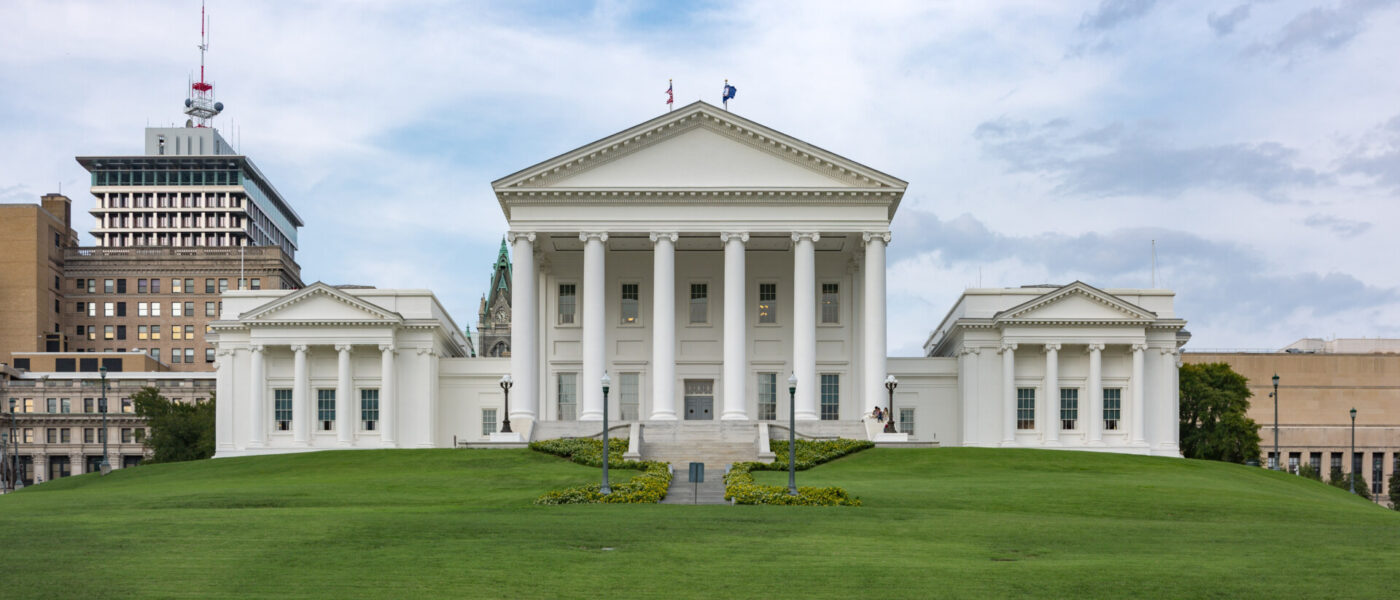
209, 102, 1187, 459
476, 239, 513, 358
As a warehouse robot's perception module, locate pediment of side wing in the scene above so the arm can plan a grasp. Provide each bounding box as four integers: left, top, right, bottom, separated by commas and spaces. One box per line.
239, 283, 403, 324
996, 282, 1156, 323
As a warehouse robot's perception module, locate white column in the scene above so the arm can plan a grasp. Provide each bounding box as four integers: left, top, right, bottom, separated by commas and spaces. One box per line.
215, 348, 234, 450
721, 232, 749, 420
249, 345, 266, 447
291, 344, 310, 445
1000, 343, 1017, 445
650, 232, 678, 420
959, 347, 980, 446
579, 232, 608, 421
1131, 343, 1147, 446
1043, 343, 1061, 445
335, 344, 354, 446
427, 348, 439, 447
1087, 343, 1104, 446
792, 232, 820, 420
862, 232, 890, 415
415, 347, 437, 447
379, 344, 397, 447
507, 231, 538, 421
1159, 348, 1181, 454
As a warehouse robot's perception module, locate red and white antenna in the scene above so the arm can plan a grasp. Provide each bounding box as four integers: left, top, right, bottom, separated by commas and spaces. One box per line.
183, 0, 223, 127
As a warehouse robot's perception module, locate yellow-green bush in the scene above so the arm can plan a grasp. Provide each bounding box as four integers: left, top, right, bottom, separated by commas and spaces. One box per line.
723, 438, 872, 506
531, 438, 673, 505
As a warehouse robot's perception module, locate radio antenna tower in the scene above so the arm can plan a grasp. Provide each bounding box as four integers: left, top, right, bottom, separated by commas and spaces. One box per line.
183, 1, 224, 127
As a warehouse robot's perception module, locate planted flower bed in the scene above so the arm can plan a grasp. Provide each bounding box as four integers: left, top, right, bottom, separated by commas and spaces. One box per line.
531, 438, 673, 505
724, 438, 873, 506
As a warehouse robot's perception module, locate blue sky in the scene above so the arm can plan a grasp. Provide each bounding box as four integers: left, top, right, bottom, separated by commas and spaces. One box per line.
2, 0, 1398, 355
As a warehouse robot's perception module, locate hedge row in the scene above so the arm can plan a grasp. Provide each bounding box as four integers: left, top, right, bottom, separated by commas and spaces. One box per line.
723, 438, 874, 506
530, 438, 673, 505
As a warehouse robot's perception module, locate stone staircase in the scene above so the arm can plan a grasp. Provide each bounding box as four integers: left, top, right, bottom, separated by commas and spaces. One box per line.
660, 465, 730, 505
639, 421, 761, 467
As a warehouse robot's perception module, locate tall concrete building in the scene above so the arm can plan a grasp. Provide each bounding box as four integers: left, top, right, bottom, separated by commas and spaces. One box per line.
0, 194, 81, 363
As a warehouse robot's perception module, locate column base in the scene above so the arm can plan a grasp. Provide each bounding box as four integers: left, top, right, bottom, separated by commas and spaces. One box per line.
381, 441, 398, 449
999, 440, 1019, 448
794, 412, 820, 421
649, 411, 678, 421
248, 440, 266, 448
337, 440, 353, 447
1043, 439, 1063, 447
1087, 439, 1106, 447
720, 411, 749, 421
578, 412, 603, 421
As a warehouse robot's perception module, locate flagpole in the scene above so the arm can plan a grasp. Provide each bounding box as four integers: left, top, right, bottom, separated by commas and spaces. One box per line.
723, 79, 728, 111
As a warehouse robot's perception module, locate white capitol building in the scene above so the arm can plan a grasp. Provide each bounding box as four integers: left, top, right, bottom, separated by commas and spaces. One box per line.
210, 102, 1187, 459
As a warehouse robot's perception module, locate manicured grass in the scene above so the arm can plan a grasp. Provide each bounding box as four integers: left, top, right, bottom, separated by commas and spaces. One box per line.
2, 448, 1397, 599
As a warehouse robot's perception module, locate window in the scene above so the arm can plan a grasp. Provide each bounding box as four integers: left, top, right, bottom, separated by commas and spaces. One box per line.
23, 428, 33, 443
138, 302, 148, 317
620, 283, 640, 325
184, 348, 194, 363
117, 302, 128, 317
557, 373, 577, 421
619, 373, 639, 420
104, 302, 115, 317
84, 398, 95, 413
274, 389, 293, 431
151, 325, 161, 340
821, 283, 840, 324
151, 348, 160, 362
1330, 453, 1343, 478
1060, 388, 1078, 430
173, 327, 183, 340
899, 407, 915, 436
84, 428, 95, 443
1288, 452, 1301, 474
116, 279, 126, 294
689, 283, 709, 324
185, 301, 194, 316
150, 279, 160, 293
481, 408, 497, 436
172, 350, 182, 363
361, 389, 380, 431
138, 279, 148, 294
121, 428, 134, 443
206, 302, 217, 317
206, 348, 215, 363
60, 398, 71, 413
121, 398, 133, 413
558, 284, 576, 325
250, 278, 261, 290
218, 278, 229, 293
757, 373, 777, 420
172, 278, 182, 293
58, 428, 71, 443
46, 398, 57, 413
1103, 388, 1121, 430
184, 278, 194, 293
87, 279, 96, 293
1310, 452, 1322, 473
172, 301, 182, 317
151, 302, 160, 317
317, 389, 336, 431
820, 374, 840, 420
88, 303, 96, 317
758, 283, 777, 324
46, 428, 57, 443
104, 279, 114, 294
205, 279, 215, 294
1373, 453, 1385, 495
1017, 388, 1036, 430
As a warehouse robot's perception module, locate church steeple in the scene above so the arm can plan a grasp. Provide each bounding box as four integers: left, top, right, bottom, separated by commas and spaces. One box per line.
477, 236, 514, 357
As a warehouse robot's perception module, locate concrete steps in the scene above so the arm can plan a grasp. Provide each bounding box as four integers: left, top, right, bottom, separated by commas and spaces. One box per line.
660, 465, 729, 505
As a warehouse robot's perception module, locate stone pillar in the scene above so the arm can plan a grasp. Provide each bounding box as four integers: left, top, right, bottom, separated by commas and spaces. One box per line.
1001, 343, 1017, 445
380, 344, 397, 447
249, 345, 266, 447
580, 232, 608, 421
1131, 343, 1147, 446
650, 232, 678, 420
959, 347, 980, 445
862, 232, 890, 417
291, 344, 310, 445
1044, 343, 1061, 445
335, 344, 354, 446
1159, 347, 1181, 454
791, 232, 820, 420
427, 348, 439, 447
215, 348, 234, 451
1087, 343, 1104, 446
721, 232, 749, 420
507, 231, 538, 421
415, 347, 438, 447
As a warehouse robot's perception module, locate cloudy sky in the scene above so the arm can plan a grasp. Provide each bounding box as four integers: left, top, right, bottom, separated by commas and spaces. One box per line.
3, 0, 1397, 356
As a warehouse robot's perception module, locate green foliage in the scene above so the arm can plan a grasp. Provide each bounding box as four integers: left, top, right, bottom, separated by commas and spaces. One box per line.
1390, 471, 1400, 510
1178, 363, 1261, 463
131, 387, 215, 464
530, 438, 672, 504
1297, 462, 1321, 481
723, 438, 873, 506
1326, 468, 1371, 501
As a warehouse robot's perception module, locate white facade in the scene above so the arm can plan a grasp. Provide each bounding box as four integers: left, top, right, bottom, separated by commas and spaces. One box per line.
211, 102, 1187, 457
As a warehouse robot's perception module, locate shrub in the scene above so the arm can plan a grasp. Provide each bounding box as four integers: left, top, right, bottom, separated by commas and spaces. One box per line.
1327, 468, 1371, 501
1390, 472, 1400, 511
1297, 463, 1321, 481
723, 438, 874, 507
531, 438, 672, 505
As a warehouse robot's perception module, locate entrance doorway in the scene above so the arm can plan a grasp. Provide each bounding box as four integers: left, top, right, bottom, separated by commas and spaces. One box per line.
683, 379, 714, 420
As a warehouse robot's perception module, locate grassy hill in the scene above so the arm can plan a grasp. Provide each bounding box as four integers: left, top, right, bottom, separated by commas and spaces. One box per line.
1, 448, 1396, 599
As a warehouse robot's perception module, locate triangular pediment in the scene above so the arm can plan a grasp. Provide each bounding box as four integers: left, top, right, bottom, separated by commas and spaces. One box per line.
492, 101, 907, 192
239, 282, 404, 324
996, 282, 1156, 323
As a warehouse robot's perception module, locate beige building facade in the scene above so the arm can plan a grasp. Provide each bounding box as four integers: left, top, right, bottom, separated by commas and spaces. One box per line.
1184, 349, 1400, 503
0, 194, 80, 365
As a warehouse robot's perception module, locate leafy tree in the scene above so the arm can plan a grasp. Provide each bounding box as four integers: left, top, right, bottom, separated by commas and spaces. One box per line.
1178, 363, 1262, 463
1327, 467, 1371, 501
1389, 471, 1399, 510
132, 387, 216, 463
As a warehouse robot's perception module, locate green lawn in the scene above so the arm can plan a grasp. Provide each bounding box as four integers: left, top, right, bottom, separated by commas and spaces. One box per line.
1, 448, 1396, 599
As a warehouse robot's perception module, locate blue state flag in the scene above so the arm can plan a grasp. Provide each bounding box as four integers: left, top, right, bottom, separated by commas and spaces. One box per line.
722, 84, 737, 101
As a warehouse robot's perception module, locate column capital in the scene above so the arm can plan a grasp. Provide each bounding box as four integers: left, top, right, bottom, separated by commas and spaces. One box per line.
1000, 343, 1018, 353
648, 232, 678, 243
250, 344, 264, 354
1131, 343, 1149, 352
378, 343, 397, 354
1086, 343, 1105, 353
216, 347, 234, 357
861, 231, 892, 245
505, 231, 536, 244
719, 231, 749, 243
290, 344, 309, 353
334, 344, 353, 353
959, 347, 981, 356
579, 232, 609, 243
416, 347, 437, 357
1043, 343, 1061, 353
791, 232, 821, 243
1159, 347, 1180, 356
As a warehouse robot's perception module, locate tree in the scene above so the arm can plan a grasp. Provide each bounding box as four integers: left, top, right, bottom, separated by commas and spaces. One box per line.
1389, 471, 1399, 510
1327, 468, 1371, 501
1178, 362, 1262, 463
132, 387, 216, 463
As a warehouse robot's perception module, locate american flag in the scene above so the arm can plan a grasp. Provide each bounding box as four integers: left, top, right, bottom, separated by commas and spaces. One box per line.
666, 80, 674, 107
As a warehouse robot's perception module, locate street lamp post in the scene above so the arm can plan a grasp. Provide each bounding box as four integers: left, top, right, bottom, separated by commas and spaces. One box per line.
787, 373, 797, 496
600, 372, 612, 496
100, 366, 111, 475
498, 374, 513, 434
8, 399, 20, 490
885, 375, 899, 434
1270, 373, 1280, 470
1350, 407, 1357, 496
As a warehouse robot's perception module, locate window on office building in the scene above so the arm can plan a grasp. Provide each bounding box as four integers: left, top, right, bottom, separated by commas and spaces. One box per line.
274, 389, 292, 431
619, 373, 639, 420
138, 279, 148, 294
104, 279, 114, 293
116, 279, 126, 294
151, 279, 160, 293
557, 373, 577, 421
481, 408, 497, 436
151, 302, 160, 317
758, 283, 777, 324
361, 389, 379, 431
1017, 388, 1036, 430
184, 348, 194, 363
317, 389, 335, 431
820, 374, 840, 420
172, 278, 183, 293
218, 278, 229, 293
205, 279, 215, 294
757, 372, 777, 421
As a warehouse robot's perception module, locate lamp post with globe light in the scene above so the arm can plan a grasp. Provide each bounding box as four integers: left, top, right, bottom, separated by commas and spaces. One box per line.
498, 374, 513, 434
885, 375, 899, 434
601, 372, 612, 496
1350, 407, 1357, 495
99, 366, 111, 475
788, 373, 798, 496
